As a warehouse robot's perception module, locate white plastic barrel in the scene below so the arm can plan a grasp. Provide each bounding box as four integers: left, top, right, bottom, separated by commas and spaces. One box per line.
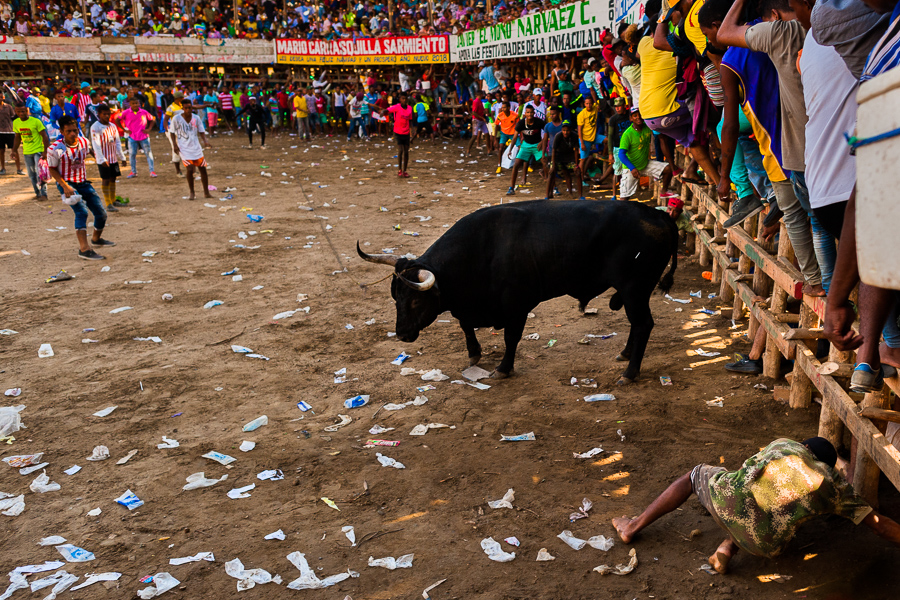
855, 66, 900, 290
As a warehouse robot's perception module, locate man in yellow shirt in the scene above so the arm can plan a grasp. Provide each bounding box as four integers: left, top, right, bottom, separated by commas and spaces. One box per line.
636, 20, 719, 185
576, 95, 602, 184
35, 88, 51, 116
293, 91, 310, 141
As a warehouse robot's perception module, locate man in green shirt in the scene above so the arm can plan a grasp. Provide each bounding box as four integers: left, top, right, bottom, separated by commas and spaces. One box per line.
612, 437, 900, 574
618, 108, 672, 200
12, 103, 51, 199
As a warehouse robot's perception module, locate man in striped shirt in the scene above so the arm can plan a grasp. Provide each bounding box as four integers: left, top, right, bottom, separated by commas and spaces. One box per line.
218, 88, 236, 130
90, 104, 126, 213
75, 83, 91, 131
47, 115, 115, 261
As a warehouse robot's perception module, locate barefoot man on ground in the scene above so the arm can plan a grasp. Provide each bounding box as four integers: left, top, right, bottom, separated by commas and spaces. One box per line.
612, 438, 900, 573
170, 100, 212, 200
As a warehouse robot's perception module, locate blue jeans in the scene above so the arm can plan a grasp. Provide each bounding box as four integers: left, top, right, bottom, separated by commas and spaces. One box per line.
737, 135, 774, 202
58, 181, 106, 231
885, 296, 900, 348
791, 171, 836, 291
348, 117, 367, 140
128, 137, 155, 174
24, 153, 46, 196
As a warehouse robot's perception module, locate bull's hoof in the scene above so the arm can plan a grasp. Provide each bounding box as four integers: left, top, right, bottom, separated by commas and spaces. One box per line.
615, 353, 630, 362
468, 355, 482, 366
490, 369, 511, 379
616, 376, 634, 386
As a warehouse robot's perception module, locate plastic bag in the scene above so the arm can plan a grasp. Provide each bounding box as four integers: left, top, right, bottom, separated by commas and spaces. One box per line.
0, 405, 26, 437
480, 537, 515, 562
367, 554, 414, 570
137, 572, 179, 598
285, 552, 357, 590
38, 158, 51, 183
183, 472, 228, 491
487, 488, 515, 509
30, 471, 61, 493
224, 558, 273, 591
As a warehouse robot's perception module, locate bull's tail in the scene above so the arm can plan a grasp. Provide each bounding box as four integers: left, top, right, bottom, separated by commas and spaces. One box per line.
658, 246, 678, 294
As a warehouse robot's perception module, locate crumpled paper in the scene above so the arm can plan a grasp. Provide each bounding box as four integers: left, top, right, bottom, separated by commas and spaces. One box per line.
593, 548, 638, 575
487, 488, 515, 509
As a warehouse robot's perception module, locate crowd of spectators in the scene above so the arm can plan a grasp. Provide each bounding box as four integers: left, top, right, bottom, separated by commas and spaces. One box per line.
0, 0, 576, 39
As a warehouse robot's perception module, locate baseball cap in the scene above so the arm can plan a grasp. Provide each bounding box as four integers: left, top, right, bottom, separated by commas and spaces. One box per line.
612, 97, 625, 107
630, 107, 640, 114
667, 197, 685, 210
587, 57, 597, 66
80, 82, 90, 88
561, 120, 571, 127
173, 90, 184, 99
533, 88, 543, 96
478, 61, 485, 66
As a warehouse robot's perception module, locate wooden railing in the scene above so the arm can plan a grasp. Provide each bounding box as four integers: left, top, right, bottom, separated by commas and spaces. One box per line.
664, 158, 900, 504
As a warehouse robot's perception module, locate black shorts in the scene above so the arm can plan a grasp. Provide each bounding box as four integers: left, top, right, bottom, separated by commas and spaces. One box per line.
335, 106, 348, 121
0, 133, 13, 149
97, 162, 121, 180
221, 108, 236, 123
416, 120, 430, 134
396, 133, 410, 146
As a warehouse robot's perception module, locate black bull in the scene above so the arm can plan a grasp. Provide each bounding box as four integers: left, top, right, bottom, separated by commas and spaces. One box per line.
358, 199, 679, 384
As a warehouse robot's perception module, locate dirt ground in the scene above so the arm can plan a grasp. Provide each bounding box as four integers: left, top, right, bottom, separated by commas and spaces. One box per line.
0, 128, 897, 600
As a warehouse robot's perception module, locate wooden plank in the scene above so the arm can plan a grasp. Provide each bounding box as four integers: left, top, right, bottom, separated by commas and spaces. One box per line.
818, 361, 854, 378
795, 343, 900, 491
853, 386, 892, 506
784, 327, 825, 340
860, 407, 900, 425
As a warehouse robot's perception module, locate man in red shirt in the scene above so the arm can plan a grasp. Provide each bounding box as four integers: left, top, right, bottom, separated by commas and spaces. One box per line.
465, 91, 491, 157
276, 85, 289, 130
47, 115, 115, 261
387, 92, 413, 178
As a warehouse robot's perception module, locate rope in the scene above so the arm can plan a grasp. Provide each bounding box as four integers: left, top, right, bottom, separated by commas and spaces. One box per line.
844, 127, 900, 153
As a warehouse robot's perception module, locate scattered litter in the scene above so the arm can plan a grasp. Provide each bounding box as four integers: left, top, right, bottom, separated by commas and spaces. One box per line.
203, 300, 224, 309
183, 472, 228, 490
321, 497, 340, 511
285, 552, 358, 590
240, 441, 256, 452
481, 537, 515, 562
39, 537, 67, 546
324, 415, 352, 432
169, 552, 214, 566
38, 343, 54, 358
383, 396, 428, 411
115, 489, 144, 510
134, 336, 162, 343
695, 348, 721, 357
86, 445, 110, 461
0, 405, 26, 437
137, 572, 180, 598
593, 548, 637, 575
504, 537, 521, 547
584, 394, 616, 402
70, 572, 120, 591
665, 294, 692, 304
157, 436, 180, 449
2, 453, 42, 468
422, 578, 447, 599
557, 530, 614, 551
224, 558, 274, 592
30, 471, 61, 493
0, 329, 18, 335
344, 395, 370, 409
573, 448, 604, 459
242, 415, 268, 432
86, 508, 101, 516
409, 423, 454, 436
690, 291, 701, 298
365, 440, 400, 447
369, 424, 395, 435
753, 383, 769, 391
416, 385, 435, 393
391, 352, 411, 365
570, 498, 594, 522
203, 451, 236, 466
368, 554, 414, 570
29, 570, 78, 598
524, 333, 540, 340
116, 449, 138, 465
92, 406, 117, 417
109, 306, 133, 314
487, 488, 515, 509
706, 397, 724, 408
536, 548, 556, 561
421, 369, 449, 382
4, 389, 21, 397
501, 432, 535, 441
227, 484, 256, 499
375, 453, 405, 469
273, 307, 310, 320
265, 530, 285, 541
55, 544, 94, 562
699, 308, 720, 316
342, 526, 356, 546
660, 376, 673, 386
257, 470, 284, 481
700, 564, 718, 576
231, 345, 253, 354
462, 365, 491, 381
19, 462, 48, 475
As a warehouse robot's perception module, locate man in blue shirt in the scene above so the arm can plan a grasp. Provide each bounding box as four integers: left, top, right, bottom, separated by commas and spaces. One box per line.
49, 91, 79, 133
411, 94, 433, 142
479, 61, 501, 94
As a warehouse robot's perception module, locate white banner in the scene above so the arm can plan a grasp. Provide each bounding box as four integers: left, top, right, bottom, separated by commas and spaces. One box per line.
615, 0, 647, 24
449, 0, 614, 63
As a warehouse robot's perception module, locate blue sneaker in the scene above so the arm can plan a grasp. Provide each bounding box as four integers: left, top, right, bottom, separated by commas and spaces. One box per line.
850, 363, 884, 394
506, 186, 515, 196
578, 196, 586, 201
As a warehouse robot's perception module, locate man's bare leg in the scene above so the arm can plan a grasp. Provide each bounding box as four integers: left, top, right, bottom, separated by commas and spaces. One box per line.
199, 167, 212, 199
880, 342, 900, 369
709, 538, 740, 574
612, 471, 692, 543
690, 144, 720, 186
186, 165, 196, 200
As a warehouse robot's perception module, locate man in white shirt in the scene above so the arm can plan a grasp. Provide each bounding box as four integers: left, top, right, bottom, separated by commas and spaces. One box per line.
170, 101, 212, 200
89, 104, 126, 212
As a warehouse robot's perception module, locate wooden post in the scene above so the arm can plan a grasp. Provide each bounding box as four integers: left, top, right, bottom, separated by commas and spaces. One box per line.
233, 0, 240, 34
788, 303, 816, 409
388, 0, 394, 31
853, 386, 892, 507
80, 0, 88, 30
132, 0, 139, 26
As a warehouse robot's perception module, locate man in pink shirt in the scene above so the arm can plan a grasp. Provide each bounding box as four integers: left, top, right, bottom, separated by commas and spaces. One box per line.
388, 92, 413, 178
120, 97, 157, 178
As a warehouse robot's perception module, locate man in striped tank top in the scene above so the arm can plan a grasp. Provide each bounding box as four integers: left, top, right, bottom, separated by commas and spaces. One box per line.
218, 88, 236, 130
47, 115, 115, 261
90, 104, 126, 213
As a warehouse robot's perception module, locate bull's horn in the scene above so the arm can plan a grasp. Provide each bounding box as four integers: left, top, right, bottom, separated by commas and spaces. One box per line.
399, 269, 436, 291
357, 241, 400, 266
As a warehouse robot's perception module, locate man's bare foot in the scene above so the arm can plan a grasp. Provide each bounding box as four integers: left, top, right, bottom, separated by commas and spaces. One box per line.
204, 193, 213, 199
188, 194, 195, 200
803, 283, 826, 297
880, 342, 900, 370
708, 538, 738, 574
612, 516, 636, 543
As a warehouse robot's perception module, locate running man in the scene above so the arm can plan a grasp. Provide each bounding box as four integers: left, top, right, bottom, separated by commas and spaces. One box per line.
170, 101, 212, 200
387, 92, 413, 178
546, 120, 583, 200
465, 91, 491, 157
494, 100, 518, 175
121, 97, 156, 178
505, 104, 545, 195
12, 102, 51, 199
235, 96, 268, 149
47, 115, 115, 260
90, 104, 127, 213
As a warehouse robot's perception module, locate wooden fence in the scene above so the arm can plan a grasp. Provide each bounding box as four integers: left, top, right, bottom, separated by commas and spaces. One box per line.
665, 154, 900, 505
